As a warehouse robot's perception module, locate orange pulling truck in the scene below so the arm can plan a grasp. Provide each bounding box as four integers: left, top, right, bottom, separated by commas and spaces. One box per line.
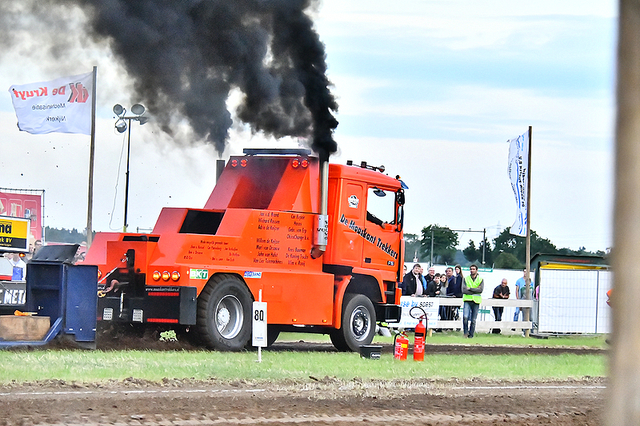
84, 148, 405, 351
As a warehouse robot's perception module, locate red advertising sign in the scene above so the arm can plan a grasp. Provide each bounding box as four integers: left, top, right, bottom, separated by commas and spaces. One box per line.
0, 190, 43, 243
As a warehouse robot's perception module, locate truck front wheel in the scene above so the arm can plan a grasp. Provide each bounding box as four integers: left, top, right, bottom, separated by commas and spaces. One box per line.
330, 294, 376, 352
197, 274, 252, 351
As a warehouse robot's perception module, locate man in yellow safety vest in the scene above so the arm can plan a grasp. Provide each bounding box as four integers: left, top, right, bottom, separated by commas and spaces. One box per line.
462, 264, 485, 338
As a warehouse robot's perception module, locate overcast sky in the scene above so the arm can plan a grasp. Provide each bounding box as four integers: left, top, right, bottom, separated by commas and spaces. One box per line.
0, 1, 616, 252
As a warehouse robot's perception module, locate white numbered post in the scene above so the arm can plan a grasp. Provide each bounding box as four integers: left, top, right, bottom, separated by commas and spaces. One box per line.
252, 291, 267, 362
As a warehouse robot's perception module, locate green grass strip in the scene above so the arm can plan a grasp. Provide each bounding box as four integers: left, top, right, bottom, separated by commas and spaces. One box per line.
372, 331, 609, 348
0, 349, 606, 384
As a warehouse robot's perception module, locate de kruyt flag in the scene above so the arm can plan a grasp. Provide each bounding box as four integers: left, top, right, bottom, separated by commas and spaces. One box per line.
508, 130, 529, 237
8, 71, 93, 135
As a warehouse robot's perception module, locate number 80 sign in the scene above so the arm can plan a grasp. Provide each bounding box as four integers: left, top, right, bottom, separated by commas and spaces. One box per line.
252, 301, 267, 347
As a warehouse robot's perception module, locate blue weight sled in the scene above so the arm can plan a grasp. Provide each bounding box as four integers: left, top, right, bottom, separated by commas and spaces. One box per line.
0, 244, 97, 348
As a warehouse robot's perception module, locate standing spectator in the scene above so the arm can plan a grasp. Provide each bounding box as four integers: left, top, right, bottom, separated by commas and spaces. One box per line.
443, 266, 454, 287
426, 273, 442, 297
492, 278, 510, 334
439, 267, 454, 321
25, 239, 43, 262
513, 269, 526, 321
449, 265, 463, 298
519, 273, 533, 333
6, 252, 26, 281
440, 268, 450, 296
462, 264, 484, 338
449, 265, 464, 321
419, 265, 428, 295
520, 277, 532, 300
401, 263, 424, 296
424, 267, 435, 285
514, 269, 533, 327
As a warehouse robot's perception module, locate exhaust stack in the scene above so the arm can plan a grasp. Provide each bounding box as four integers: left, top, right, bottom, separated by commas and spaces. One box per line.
311, 159, 329, 259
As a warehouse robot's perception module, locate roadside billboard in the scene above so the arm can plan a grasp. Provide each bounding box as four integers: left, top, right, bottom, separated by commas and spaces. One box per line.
0, 216, 30, 252
0, 190, 43, 243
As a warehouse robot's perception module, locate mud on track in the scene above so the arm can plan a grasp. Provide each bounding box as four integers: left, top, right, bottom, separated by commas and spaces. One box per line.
0, 340, 606, 425
0, 376, 605, 425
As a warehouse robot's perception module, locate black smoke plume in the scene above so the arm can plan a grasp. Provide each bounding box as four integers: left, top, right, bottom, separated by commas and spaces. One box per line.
3, 0, 339, 160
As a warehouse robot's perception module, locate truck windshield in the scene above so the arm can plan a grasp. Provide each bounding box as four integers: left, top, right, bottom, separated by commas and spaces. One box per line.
366, 187, 395, 225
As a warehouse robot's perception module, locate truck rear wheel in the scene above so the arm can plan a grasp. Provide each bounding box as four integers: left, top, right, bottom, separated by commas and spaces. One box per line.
330, 294, 376, 352
197, 274, 252, 351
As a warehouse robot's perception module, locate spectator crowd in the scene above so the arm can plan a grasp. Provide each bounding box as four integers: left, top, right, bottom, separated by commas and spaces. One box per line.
400, 263, 533, 337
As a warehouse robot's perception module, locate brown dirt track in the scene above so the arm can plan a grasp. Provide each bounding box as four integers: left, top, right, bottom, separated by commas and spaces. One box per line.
0, 341, 606, 425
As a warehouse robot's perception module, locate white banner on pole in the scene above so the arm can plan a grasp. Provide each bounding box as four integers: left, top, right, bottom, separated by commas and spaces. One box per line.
507, 131, 529, 237
8, 71, 93, 135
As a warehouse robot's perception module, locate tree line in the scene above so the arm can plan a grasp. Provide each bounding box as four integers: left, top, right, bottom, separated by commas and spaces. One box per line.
44, 226, 92, 244
404, 224, 608, 269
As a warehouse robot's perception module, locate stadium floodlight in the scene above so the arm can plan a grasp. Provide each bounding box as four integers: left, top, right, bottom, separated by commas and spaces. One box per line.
113, 103, 149, 232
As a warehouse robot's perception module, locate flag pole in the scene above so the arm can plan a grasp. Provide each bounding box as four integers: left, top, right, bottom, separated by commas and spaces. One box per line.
524, 125, 532, 337
86, 66, 97, 248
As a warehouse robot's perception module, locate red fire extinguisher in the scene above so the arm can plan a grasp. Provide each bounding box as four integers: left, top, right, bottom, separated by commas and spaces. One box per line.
394, 331, 409, 360
410, 306, 427, 362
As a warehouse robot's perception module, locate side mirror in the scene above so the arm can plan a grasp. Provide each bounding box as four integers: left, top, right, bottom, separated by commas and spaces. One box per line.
373, 187, 386, 197
396, 205, 404, 232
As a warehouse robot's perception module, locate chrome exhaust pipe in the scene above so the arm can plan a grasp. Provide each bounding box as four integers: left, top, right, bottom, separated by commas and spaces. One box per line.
311, 159, 329, 258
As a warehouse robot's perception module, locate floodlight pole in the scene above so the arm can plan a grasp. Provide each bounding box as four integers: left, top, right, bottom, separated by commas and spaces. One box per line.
114, 103, 146, 233
123, 118, 132, 232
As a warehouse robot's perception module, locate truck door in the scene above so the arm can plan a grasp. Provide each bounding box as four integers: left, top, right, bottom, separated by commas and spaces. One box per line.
361, 186, 402, 273
330, 182, 366, 266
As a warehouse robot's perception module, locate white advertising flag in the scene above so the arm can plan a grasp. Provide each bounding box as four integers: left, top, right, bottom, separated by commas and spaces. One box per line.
8, 71, 93, 135
508, 131, 529, 237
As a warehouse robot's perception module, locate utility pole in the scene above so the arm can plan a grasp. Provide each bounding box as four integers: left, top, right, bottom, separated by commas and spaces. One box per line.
452, 228, 488, 265
430, 228, 434, 266
482, 228, 486, 265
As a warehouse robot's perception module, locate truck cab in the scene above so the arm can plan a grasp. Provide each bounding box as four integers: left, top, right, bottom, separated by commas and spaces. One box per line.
85, 149, 404, 352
